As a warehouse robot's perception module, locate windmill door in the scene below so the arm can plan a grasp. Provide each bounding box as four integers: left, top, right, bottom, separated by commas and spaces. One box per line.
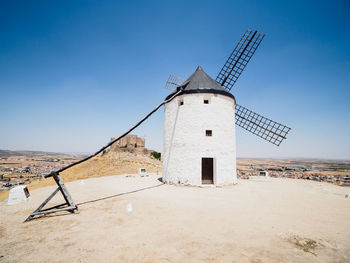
202, 158, 214, 184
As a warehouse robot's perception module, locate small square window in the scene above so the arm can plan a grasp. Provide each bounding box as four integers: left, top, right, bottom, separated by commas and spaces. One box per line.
179, 100, 184, 106
204, 100, 209, 104
205, 130, 212, 136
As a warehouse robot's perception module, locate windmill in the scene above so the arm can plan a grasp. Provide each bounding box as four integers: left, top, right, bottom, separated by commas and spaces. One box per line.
25, 29, 290, 221
162, 29, 291, 186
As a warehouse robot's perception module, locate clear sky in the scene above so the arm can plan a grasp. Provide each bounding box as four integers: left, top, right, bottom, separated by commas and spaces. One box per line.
1, 0, 349, 159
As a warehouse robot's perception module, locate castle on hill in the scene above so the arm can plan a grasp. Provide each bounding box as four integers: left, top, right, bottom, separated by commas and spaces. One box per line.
109, 135, 153, 155
111, 134, 145, 149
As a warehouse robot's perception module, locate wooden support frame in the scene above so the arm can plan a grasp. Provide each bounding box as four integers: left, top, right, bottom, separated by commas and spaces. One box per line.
24, 173, 78, 222
24, 90, 184, 222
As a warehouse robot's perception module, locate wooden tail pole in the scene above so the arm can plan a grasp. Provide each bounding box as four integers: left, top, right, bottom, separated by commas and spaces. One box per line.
24, 172, 78, 222
24, 89, 184, 222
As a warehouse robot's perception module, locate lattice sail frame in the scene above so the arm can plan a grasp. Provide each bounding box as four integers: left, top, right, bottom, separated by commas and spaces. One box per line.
164, 75, 184, 90
164, 28, 291, 147
216, 29, 265, 91
235, 104, 291, 146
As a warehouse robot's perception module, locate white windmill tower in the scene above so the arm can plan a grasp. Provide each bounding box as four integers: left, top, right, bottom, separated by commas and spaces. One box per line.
162, 29, 291, 186
163, 66, 237, 185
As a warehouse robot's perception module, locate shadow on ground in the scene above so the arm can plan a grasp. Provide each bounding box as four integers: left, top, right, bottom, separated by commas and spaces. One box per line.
77, 183, 164, 206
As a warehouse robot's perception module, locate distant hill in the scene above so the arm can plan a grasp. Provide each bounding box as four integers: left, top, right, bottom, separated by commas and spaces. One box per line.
0, 149, 83, 157
60, 150, 162, 181
18, 150, 162, 193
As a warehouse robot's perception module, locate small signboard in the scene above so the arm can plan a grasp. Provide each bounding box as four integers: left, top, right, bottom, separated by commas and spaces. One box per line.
259, 171, 269, 177
138, 168, 147, 174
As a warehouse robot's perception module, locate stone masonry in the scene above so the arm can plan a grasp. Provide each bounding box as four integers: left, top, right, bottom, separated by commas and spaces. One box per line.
110, 135, 145, 151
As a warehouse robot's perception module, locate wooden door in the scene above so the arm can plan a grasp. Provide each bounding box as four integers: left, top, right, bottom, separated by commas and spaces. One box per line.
202, 158, 214, 184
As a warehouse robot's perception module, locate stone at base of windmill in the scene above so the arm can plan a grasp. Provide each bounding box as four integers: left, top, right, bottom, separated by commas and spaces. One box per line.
7, 185, 30, 205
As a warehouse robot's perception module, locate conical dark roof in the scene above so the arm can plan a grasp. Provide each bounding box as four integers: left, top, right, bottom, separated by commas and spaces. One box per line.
165, 66, 235, 101
182, 66, 226, 91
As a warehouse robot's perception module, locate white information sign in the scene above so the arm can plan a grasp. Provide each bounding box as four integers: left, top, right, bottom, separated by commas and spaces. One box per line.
8, 185, 30, 205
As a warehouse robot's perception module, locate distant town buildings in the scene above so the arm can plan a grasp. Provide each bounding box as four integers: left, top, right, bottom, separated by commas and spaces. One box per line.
0, 156, 78, 190
237, 169, 350, 186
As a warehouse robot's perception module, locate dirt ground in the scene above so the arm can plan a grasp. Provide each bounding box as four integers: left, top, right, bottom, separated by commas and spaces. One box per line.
1, 174, 349, 263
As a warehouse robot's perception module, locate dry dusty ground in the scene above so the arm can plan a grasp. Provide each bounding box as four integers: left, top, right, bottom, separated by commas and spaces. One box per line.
1, 174, 350, 263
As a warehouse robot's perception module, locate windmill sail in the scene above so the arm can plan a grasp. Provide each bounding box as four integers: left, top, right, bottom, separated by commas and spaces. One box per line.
235, 104, 291, 146
216, 30, 265, 91
164, 74, 184, 90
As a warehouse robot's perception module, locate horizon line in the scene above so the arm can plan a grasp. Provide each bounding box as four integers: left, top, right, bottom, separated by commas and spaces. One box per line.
1, 148, 349, 161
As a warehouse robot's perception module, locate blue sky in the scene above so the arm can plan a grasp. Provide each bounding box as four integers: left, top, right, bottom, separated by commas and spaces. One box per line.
0, 0, 349, 159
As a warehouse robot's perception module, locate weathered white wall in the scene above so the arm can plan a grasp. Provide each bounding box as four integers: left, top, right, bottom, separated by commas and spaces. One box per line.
162, 93, 237, 186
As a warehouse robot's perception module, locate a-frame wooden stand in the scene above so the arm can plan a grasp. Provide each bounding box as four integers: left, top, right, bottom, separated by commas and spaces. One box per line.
24, 172, 78, 222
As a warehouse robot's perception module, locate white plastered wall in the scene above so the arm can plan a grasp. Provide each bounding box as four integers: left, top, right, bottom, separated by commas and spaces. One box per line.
162, 93, 237, 186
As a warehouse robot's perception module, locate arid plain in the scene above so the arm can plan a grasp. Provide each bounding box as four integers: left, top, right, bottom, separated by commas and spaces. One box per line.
1, 173, 350, 263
